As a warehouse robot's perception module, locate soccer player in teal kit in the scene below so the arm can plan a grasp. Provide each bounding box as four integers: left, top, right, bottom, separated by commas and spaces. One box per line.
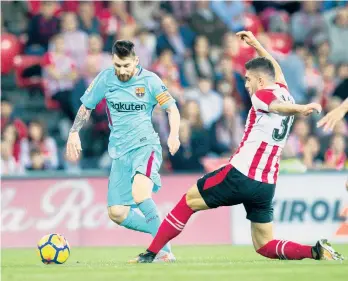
66, 40, 180, 262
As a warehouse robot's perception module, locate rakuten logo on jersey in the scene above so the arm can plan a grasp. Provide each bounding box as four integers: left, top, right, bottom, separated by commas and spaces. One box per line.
109, 101, 146, 112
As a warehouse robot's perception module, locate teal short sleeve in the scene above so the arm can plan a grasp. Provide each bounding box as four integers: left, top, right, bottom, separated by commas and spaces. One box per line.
80, 70, 107, 109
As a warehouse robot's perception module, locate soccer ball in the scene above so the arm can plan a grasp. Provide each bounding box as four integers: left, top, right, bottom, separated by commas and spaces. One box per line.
37, 234, 70, 264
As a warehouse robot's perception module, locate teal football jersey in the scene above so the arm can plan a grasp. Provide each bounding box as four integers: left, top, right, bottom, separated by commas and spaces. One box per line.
80, 66, 176, 159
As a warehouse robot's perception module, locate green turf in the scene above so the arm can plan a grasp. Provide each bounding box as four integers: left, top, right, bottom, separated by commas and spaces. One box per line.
2, 245, 347, 281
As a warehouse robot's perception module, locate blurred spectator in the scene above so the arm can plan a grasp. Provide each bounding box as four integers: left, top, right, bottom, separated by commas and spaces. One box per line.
59, 12, 89, 70
211, 0, 245, 32
319, 119, 348, 158
43, 34, 78, 120
304, 54, 323, 98
302, 135, 321, 169
210, 97, 244, 156
324, 7, 348, 64
1, 1, 28, 35
78, 1, 101, 35
215, 56, 250, 110
1, 99, 27, 140
26, 148, 46, 171
20, 120, 58, 170
156, 15, 195, 64
324, 134, 347, 170
319, 63, 337, 110
169, 117, 209, 171
134, 28, 156, 69
2, 124, 21, 163
278, 44, 307, 103
185, 77, 223, 129
117, 24, 136, 41
1, 139, 23, 175
265, 9, 290, 33
83, 34, 110, 85
189, 1, 227, 46
26, 1, 60, 55
105, 23, 137, 51
152, 49, 181, 88
322, 1, 348, 11
223, 32, 255, 75
283, 118, 310, 158
160, 1, 195, 23
184, 36, 216, 87
315, 41, 331, 70
161, 77, 185, 107
291, 1, 325, 46
333, 64, 348, 103
130, 1, 161, 31
101, 1, 136, 37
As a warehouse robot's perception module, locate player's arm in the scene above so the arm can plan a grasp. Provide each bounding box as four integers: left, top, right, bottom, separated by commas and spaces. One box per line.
166, 103, 180, 139
160, 95, 181, 156
269, 101, 322, 116
317, 98, 348, 132
236, 30, 287, 87
252, 90, 322, 116
66, 71, 107, 162
151, 75, 181, 155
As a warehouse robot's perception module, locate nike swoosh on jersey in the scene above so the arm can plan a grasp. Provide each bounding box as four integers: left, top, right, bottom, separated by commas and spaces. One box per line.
109, 87, 118, 92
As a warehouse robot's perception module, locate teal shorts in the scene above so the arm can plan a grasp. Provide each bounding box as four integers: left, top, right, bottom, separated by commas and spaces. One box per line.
107, 144, 163, 207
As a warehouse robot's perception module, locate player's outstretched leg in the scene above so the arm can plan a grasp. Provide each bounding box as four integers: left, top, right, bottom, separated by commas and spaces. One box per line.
252, 222, 344, 261
132, 173, 174, 261
129, 184, 209, 263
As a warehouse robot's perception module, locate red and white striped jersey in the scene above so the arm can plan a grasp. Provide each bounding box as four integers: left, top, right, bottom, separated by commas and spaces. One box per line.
230, 83, 295, 184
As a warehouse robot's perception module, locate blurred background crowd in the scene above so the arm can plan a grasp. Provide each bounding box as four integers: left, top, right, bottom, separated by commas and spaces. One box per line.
1, 0, 348, 175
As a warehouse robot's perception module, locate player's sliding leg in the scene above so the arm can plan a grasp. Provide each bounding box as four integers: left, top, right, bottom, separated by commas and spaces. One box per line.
251, 222, 344, 260
129, 184, 210, 263
132, 173, 173, 258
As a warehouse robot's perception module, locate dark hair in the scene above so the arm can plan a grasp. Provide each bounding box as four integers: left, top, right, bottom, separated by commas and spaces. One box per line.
245, 57, 275, 79
112, 40, 135, 58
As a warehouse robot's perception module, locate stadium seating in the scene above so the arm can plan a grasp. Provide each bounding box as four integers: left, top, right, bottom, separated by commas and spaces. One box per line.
1, 33, 22, 75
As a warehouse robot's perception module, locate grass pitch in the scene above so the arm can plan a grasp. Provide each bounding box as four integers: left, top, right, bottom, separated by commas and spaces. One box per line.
2, 245, 347, 281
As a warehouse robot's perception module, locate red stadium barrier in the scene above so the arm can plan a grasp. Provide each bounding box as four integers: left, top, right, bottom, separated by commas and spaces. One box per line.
1, 175, 231, 248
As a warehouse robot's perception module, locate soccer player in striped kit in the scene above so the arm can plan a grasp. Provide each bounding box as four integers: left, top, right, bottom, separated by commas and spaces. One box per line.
130, 31, 344, 263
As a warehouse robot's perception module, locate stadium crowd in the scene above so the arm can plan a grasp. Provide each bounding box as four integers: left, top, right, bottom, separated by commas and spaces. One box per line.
1, 0, 348, 175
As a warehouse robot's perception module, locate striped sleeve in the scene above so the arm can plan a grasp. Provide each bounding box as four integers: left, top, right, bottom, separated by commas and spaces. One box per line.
252, 89, 277, 112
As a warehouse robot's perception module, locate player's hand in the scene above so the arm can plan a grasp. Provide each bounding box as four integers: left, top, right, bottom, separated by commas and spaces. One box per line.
300, 103, 322, 116
66, 132, 82, 162
236, 31, 261, 49
317, 105, 346, 132
167, 134, 180, 156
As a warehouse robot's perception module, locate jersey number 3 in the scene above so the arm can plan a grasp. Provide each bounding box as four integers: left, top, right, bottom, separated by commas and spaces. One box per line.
272, 116, 294, 141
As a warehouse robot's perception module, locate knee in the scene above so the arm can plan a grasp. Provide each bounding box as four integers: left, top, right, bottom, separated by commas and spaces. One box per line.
132, 174, 152, 204
108, 205, 130, 224
185, 185, 208, 211
185, 189, 195, 209
132, 189, 150, 204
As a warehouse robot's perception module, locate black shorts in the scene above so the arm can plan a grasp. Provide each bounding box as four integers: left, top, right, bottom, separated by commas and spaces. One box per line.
197, 164, 276, 223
